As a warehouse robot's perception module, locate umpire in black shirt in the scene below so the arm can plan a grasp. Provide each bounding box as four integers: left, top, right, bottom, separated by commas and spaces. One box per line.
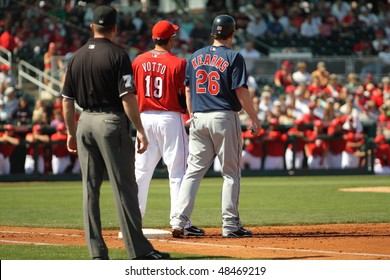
62, 5, 169, 260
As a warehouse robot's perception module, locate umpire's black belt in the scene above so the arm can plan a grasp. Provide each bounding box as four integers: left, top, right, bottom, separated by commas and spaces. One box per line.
84, 106, 123, 113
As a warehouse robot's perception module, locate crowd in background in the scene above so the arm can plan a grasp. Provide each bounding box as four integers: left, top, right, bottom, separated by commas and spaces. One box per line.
0, 0, 389, 175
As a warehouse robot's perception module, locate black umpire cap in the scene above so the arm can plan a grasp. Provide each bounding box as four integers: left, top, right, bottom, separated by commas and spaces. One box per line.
93, 5, 117, 27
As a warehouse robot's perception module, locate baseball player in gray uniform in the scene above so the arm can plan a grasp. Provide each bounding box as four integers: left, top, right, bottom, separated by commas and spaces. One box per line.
170, 14, 262, 238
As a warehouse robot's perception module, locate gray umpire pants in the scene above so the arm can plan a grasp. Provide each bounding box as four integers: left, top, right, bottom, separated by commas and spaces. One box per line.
77, 111, 154, 259
170, 110, 243, 236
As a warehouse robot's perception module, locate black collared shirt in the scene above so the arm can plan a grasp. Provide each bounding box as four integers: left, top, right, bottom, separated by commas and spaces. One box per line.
62, 38, 136, 110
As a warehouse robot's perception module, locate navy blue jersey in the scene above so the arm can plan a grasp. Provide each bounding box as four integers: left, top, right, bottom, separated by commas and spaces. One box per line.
185, 45, 248, 113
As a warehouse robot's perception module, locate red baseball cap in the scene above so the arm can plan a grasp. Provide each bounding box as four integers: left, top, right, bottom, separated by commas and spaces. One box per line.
32, 124, 41, 132
314, 120, 323, 127
152, 20, 179, 40
56, 122, 66, 131
374, 135, 386, 144
4, 124, 14, 131
1, 64, 10, 71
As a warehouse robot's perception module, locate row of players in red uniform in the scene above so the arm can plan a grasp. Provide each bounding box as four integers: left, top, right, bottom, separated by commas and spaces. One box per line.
0, 119, 389, 175
230, 116, 390, 174
0, 123, 80, 175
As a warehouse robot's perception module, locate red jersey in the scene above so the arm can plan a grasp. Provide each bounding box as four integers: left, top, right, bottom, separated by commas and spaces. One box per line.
50, 132, 69, 157
132, 50, 186, 113
274, 70, 293, 88
305, 130, 326, 156
327, 124, 346, 154
375, 143, 390, 166
0, 132, 20, 158
25, 133, 46, 156
344, 132, 364, 153
242, 129, 265, 157
287, 127, 305, 151
264, 131, 288, 156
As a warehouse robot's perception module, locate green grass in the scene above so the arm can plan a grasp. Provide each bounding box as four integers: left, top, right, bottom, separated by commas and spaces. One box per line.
0, 175, 389, 259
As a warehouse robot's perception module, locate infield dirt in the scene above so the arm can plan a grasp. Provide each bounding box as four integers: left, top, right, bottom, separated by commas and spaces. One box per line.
1, 223, 390, 260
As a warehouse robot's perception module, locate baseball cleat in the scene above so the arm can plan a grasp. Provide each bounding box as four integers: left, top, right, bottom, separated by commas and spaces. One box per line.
172, 228, 185, 238
222, 227, 253, 238
184, 225, 205, 236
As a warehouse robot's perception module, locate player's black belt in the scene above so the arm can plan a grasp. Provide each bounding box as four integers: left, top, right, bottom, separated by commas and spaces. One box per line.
84, 106, 123, 113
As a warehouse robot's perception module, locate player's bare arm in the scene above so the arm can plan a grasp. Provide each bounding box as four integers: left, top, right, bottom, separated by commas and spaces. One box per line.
122, 92, 148, 154
236, 86, 262, 136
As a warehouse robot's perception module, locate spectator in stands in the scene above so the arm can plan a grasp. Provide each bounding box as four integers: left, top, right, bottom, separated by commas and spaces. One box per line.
0, 64, 15, 95
292, 61, 311, 85
311, 61, 330, 88
263, 118, 287, 170
371, 29, 390, 54
345, 73, 360, 94
305, 120, 327, 169
330, 0, 350, 23
189, 19, 210, 51
258, 90, 273, 122
352, 38, 374, 56
324, 74, 342, 100
373, 134, 390, 175
0, 124, 20, 175
274, 60, 293, 89
24, 124, 50, 174
360, 100, 379, 123
50, 122, 70, 174
43, 42, 57, 85
240, 41, 261, 75
323, 97, 338, 122
377, 103, 390, 139
12, 96, 32, 125
266, 16, 285, 39
357, 6, 379, 30
300, 13, 320, 38
32, 99, 47, 124
246, 15, 267, 39
3, 86, 18, 119
301, 102, 321, 124
292, 86, 310, 120
0, 24, 16, 53
285, 119, 306, 170
50, 108, 65, 128
360, 44, 390, 81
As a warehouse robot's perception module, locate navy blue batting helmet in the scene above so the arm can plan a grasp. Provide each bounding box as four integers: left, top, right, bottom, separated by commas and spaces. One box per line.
211, 14, 236, 37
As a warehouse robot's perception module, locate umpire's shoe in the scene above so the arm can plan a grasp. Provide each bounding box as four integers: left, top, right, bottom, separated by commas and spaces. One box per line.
134, 250, 170, 260
222, 227, 253, 238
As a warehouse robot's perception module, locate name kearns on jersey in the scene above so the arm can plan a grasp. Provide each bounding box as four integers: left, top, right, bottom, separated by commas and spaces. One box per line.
191, 54, 229, 72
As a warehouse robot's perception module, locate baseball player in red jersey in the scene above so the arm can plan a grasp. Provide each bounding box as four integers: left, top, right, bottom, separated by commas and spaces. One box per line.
285, 119, 306, 170
326, 117, 346, 169
241, 120, 266, 170
373, 135, 390, 175
132, 20, 204, 236
341, 115, 365, 169
263, 118, 287, 170
305, 120, 327, 169
24, 124, 50, 174
0, 124, 20, 174
50, 122, 71, 174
